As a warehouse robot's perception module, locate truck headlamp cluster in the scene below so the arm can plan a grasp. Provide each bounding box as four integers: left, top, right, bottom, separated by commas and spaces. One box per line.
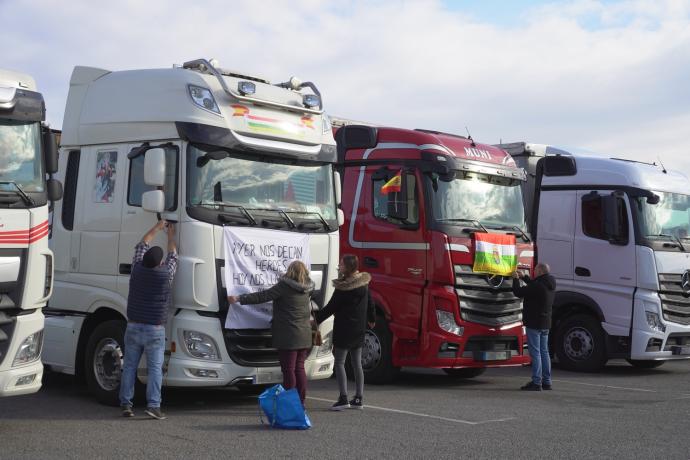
237, 81, 256, 96
183, 330, 221, 361
12, 330, 43, 367
316, 331, 333, 358
436, 310, 464, 337
645, 311, 666, 333
303, 94, 320, 109
188, 85, 220, 114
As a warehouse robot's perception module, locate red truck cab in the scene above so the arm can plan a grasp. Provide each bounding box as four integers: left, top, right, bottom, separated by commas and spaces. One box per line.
334, 124, 533, 383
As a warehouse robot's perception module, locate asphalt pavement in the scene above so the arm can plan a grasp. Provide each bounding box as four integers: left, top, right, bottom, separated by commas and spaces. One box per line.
1, 360, 689, 459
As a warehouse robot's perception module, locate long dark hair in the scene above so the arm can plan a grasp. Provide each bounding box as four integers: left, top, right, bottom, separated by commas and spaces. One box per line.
341, 254, 359, 278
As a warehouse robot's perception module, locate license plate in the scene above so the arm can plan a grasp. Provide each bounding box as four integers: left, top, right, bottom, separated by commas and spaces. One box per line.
671, 345, 690, 356
256, 372, 282, 384
474, 351, 510, 361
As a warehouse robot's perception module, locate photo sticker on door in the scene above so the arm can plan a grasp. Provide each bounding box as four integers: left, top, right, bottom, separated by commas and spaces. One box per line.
93, 151, 117, 203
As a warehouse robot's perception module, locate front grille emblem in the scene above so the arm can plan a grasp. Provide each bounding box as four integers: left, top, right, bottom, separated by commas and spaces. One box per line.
487, 274, 504, 289
681, 270, 690, 295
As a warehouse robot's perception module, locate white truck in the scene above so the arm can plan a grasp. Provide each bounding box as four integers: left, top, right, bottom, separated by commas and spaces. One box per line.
500, 142, 690, 371
43, 59, 339, 404
0, 69, 62, 396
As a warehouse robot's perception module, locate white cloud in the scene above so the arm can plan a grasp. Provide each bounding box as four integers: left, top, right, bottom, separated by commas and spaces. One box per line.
1, 0, 689, 173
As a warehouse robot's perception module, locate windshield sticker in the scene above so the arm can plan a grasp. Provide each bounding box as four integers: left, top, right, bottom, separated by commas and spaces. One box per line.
231, 104, 315, 137
93, 151, 117, 203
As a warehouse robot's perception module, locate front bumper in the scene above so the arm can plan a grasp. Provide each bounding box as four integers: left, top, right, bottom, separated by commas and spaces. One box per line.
0, 310, 44, 397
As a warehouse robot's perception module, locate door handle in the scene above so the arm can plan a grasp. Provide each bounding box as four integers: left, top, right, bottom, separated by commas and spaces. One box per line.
407, 267, 423, 276
119, 263, 132, 275
364, 257, 378, 268
575, 266, 591, 277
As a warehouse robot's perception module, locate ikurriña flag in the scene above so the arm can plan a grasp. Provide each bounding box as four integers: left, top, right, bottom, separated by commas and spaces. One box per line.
473, 233, 517, 276
380, 170, 402, 194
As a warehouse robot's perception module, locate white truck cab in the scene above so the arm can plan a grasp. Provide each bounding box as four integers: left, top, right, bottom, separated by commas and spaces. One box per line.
501, 142, 690, 371
0, 69, 62, 396
44, 59, 338, 404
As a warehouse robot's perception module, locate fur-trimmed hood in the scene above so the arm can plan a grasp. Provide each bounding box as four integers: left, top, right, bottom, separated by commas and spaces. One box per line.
280, 275, 315, 293
332, 271, 372, 291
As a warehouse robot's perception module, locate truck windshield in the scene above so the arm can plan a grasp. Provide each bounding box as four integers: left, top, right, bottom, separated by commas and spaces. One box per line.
634, 191, 690, 240
431, 174, 525, 229
187, 145, 336, 220
0, 120, 44, 192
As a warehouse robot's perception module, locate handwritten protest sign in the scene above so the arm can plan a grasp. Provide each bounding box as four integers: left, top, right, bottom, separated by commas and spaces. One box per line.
224, 227, 310, 329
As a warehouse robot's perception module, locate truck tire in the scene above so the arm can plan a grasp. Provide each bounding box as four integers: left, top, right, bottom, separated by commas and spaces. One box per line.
626, 359, 665, 369
84, 319, 132, 406
443, 368, 487, 378
554, 314, 608, 372
361, 316, 399, 384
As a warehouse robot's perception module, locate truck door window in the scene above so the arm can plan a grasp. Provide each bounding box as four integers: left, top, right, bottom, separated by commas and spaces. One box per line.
127, 146, 178, 210
582, 193, 629, 241
62, 150, 81, 231
373, 172, 419, 225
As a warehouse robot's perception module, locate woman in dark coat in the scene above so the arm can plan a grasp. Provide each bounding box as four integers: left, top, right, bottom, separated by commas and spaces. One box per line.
315, 254, 375, 411
227, 260, 314, 404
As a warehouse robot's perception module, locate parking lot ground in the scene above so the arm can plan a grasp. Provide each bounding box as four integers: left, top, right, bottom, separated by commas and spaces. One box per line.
1, 360, 689, 459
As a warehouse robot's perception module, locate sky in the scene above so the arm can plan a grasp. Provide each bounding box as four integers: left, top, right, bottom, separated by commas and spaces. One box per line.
2, 0, 689, 173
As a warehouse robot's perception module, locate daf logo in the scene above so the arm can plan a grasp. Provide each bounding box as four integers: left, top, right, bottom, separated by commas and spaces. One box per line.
487, 274, 504, 289
681, 270, 690, 295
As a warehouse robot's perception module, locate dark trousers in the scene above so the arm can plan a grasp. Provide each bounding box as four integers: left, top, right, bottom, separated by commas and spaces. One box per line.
278, 348, 310, 404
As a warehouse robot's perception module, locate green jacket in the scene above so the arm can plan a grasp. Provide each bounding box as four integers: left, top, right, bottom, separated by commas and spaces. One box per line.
239, 276, 315, 350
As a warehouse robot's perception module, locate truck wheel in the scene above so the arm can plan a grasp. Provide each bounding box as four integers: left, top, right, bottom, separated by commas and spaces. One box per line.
626, 359, 665, 369
443, 368, 487, 378
84, 319, 130, 406
361, 316, 399, 384
554, 314, 607, 372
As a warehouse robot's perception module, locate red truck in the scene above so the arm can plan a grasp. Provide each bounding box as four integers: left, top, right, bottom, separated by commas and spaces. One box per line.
333, 122, 533, 383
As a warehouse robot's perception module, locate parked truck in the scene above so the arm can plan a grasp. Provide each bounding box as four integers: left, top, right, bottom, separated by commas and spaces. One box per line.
43, 59, 339, 404
0, 69, 62, 396
501, 142, 690, 371
334, 122, 533, 383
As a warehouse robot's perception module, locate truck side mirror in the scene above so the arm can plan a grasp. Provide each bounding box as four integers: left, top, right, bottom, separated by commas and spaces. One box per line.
603, 191, 628, 245
333, 171, 342, 205
142, 190, 165, 213
43, 130, 59, 174
47, 178, 63, 202
337, 208, 345, 227
144, 148, 166, 186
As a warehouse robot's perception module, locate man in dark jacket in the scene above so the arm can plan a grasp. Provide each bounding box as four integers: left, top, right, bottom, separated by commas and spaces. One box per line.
119, 220, 177, 419
512, 263, 556, 391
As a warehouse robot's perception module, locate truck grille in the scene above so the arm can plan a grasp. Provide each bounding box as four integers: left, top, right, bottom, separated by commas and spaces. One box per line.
223, 329, 279, 367
0, 311, 16, 366
658, 273, 690, 325
455, 265, 522, 327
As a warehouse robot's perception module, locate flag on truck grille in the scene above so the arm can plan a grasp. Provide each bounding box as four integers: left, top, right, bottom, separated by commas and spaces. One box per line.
380, 170, 402, 194
473, 233, 517, 276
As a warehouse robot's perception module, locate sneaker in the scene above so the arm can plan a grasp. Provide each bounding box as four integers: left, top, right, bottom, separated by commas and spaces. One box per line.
521, 381, 542, 391
330, 395, 350, 411
145, 407, 167, 420
349, 396, 363, 410
542, 383, 553, 390
121, 405, 134, 418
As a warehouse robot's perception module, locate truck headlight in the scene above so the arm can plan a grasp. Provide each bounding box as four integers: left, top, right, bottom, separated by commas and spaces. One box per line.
188, 85, 220, 114
436, 310, 464, 337
316, 331, 333, 358
645, 311, 666, 333
12, 330, 43, 367
183, 330, 221, 361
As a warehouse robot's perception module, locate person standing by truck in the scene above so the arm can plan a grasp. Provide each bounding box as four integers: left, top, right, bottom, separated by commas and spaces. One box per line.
315, 254, 376, 410
228, 261, 315, 405
512, 263, 556, 391
119, 220, 178, 419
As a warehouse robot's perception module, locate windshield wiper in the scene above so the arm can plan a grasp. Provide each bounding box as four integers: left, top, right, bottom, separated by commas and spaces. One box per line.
437, 218, 488, 233
648, 233, 686, 251
198, 201, 257, 226
0, 181, 35, 206
497, 225, 531, 243
285, 210, 332, 232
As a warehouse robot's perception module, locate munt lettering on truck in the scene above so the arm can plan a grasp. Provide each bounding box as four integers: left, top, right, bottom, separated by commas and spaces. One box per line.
0, 68, 62, 397
501, 141, 690, 371
44, 59, 339, 405
332, 119, 533, 384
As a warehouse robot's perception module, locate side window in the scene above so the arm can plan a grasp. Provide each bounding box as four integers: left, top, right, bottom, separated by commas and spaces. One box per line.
127, 146, 178, 210
62, 150, 81, 231
372, 170, 419, 226
582, 195, 604, 239
582, 192, 629, 242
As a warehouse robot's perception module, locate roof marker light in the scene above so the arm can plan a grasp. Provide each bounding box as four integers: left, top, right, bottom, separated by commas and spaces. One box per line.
238, 81, 256, 96
188, 85, 220, 115
303, 94, 320, 109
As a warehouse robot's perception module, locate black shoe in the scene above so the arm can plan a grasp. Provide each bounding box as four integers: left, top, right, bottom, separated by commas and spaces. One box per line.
521, 382, 542, 391
330, 395, 350, 411
542, 383, 553, 390
145, 407, 167, 420
349, 396, 363, 410
121, 405, 134, 418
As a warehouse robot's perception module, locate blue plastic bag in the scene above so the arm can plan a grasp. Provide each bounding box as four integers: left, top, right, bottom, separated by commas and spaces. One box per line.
258, 384, 311, 430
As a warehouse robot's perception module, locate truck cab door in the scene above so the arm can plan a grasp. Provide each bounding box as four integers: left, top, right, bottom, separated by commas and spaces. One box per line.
573, 190, 636, 334
352, 165, 427, 340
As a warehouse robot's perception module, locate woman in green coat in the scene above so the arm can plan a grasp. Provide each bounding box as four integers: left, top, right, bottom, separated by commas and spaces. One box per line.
227, 261, 314, 404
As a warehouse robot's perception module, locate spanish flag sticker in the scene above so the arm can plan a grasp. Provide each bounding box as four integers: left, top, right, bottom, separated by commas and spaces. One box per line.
380, 170, 402, 195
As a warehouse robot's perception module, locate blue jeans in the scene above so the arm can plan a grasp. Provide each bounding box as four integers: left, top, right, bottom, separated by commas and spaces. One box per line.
526, 328, 552, 386
119, 323, 165, 408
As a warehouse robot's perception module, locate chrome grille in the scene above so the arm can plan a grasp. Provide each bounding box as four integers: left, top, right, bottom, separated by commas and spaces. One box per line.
455, 265, 522, 327
658, 273, 690, 325
0, 311, 15, 366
